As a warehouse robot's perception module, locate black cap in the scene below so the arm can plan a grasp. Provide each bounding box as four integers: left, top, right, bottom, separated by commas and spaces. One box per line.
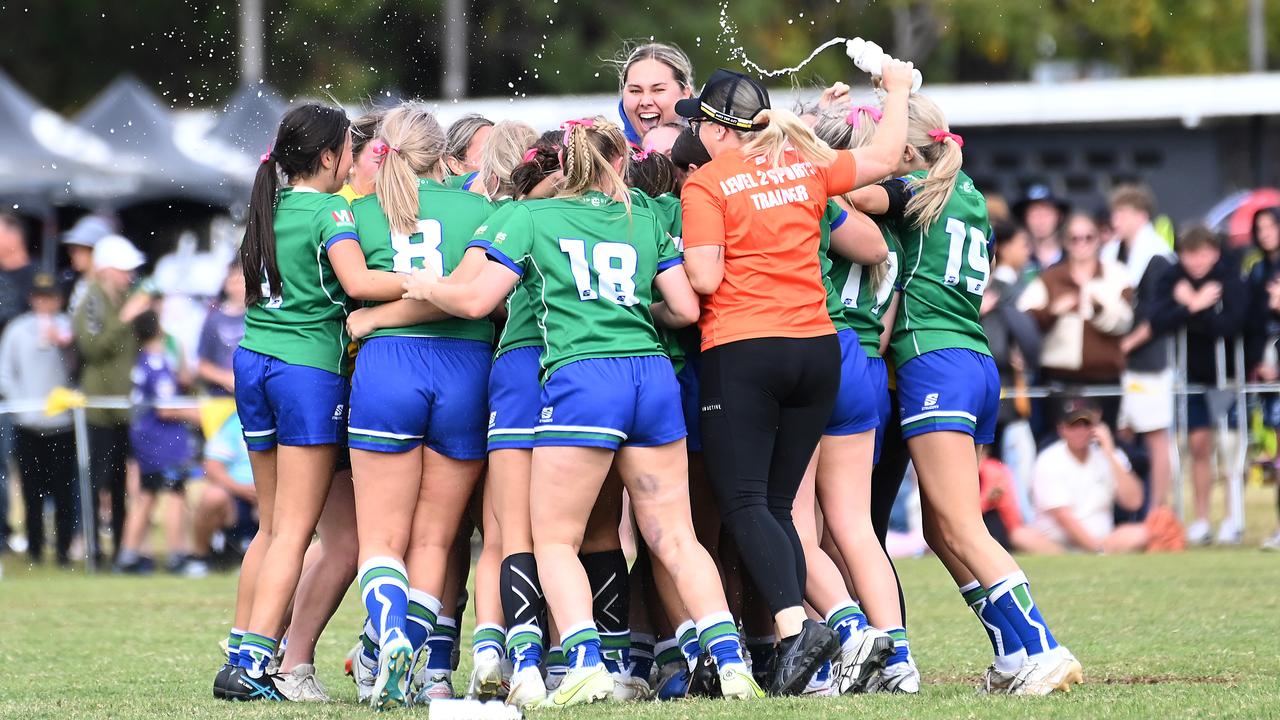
675, 68, 771, 131
671, 127, 712, 171
1014, 183, 1070, 220
1059, 397, 1100, 424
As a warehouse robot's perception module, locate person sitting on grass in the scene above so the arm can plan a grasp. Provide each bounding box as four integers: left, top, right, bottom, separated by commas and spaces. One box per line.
1030, 398, 1149, 554
185, 412, 258, 577
115, 310, 201, 574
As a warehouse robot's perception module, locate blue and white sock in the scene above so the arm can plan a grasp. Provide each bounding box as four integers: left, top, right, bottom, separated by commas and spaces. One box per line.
546, 645, 569, 682
473, 623, 506, 660
359, 557, 410, 649
962, 580, 1026, 673
677, 620, 699, 667
226, 628, 244, 664
561, 622, 603, 669
359, 617, 379, 667
696, 612, 745, 668
237, 632, 277, 675
507, 623, 544, 672
425, 616, 459, 673
884, 626, 910, 668
987, 571, 1060, 662
826, 601, 869, 646
654, 637, 684, 669
407, 588, 442, 663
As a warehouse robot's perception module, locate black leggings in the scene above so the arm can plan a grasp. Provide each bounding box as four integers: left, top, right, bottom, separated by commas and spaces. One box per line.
88, 424, 129, 563
14, 427, 77, 563
699, 335, 840, 615
869, 389, 909, 623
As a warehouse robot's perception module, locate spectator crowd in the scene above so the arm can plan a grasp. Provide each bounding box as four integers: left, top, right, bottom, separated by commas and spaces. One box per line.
1, 181, 1279, 574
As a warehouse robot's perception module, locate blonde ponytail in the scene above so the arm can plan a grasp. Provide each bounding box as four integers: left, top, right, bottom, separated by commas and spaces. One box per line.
902, 94, 963, 232
374, 102, 446, 236
476, 120, 537, 200
815, 105, 891, 290
557, 116, 631, 208
740, 108, 836, 170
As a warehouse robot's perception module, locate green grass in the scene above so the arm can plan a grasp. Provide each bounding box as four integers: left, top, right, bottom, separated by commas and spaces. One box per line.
2, 542, 1278, 720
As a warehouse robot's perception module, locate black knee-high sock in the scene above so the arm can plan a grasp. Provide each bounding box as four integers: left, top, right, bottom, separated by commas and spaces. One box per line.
581, 549, 630, 671
500, 552, 546, 656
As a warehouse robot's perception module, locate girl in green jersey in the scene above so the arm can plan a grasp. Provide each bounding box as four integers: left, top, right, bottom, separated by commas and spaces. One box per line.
851, 94, 1081, 695
404, 117, 763, 706
219, 104, 405, 702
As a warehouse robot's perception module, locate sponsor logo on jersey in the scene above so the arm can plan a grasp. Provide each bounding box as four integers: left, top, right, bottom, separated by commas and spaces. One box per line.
488, 411, 497, 429
960, 179, 975, 194
922, 393, 939, 410
540, 406, 554, 423
495, 231, 507, 244
332, 404, 346, 421
332, 210, 355, 227
701, 403, 723, 413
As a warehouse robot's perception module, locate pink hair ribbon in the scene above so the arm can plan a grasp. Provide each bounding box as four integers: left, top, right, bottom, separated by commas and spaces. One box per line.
521, 148, 539, 164
370, 140, 398, 166
633, 148, 653, 162
928, 129, 965, 148
260, 146, 273, 164
845, 105, 883, 128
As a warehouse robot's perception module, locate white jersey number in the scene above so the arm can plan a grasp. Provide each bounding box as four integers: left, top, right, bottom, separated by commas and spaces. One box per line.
942, 217, 990, 296
558, 238, 639, 307
259, 267, 283, 309
391, 219, 446, 275
840, 251, 898, 313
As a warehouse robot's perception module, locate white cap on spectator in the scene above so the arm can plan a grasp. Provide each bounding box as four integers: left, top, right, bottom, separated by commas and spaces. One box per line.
92, 234, 146, 271
62, 215, 114, 248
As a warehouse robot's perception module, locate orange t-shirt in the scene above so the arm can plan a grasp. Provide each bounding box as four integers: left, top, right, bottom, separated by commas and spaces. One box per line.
682, 147, 857, 351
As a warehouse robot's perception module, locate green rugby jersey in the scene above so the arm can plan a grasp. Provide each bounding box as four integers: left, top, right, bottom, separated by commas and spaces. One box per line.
485, 191, 682, 380
827, 218, 902, 358
467, 201, 543, 358
630, 188, 686, 373
818, 200, 852, 334
351, 178, 495, 343
445, 172, 478, 191
240, 187, 356, 376
888, 170, 992, 366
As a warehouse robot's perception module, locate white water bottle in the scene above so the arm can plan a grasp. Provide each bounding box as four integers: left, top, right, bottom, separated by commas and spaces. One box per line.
429, 698, 523, 720
846, 37, 923, 93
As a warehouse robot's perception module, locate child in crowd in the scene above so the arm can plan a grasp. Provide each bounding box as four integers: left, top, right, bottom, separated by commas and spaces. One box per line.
114, 310, 201, 573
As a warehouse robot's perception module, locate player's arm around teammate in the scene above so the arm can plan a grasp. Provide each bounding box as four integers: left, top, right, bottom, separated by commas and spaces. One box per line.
853, 94, 1081, 695
219, 103, 403, 701
344, 103, 498, 710
405, 117, 763, 706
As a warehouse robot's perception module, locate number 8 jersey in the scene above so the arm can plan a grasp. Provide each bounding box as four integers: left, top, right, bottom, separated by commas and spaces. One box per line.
482, 191, 683, 380
351, 178, 497, 343
888, 169, 992, 367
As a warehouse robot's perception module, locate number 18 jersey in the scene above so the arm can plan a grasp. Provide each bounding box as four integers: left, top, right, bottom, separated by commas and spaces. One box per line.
484, 191, 683, 380
888, 170, 992, 367
351, 178, 496, 343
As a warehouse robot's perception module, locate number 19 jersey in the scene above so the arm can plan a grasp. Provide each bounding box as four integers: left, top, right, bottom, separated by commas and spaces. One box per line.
351, 178, 496, 343
484, 191, 683, 380
888, 170, 992, 367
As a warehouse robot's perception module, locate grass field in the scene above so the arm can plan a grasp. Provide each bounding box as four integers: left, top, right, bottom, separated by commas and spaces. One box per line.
2, 490, 1279, 719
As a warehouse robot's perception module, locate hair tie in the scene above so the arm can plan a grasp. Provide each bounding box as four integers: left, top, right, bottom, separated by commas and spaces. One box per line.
260, 146, 273, 164
845, 105, 883, 129
521, 148, 539, 164
633, 148, 653, 162
370, 140, 399, 166
927, 129, 964, 148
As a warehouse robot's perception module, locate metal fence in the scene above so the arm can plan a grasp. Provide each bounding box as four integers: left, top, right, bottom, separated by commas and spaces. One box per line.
0, 331, 1270, 572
